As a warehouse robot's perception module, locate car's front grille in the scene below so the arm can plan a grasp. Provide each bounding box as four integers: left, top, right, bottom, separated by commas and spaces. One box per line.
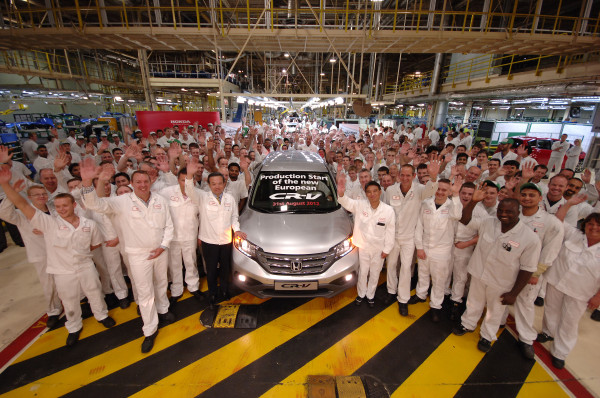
256, 251, 335, 275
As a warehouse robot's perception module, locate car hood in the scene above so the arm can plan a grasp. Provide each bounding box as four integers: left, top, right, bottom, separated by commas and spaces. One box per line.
239, 208, 353, 255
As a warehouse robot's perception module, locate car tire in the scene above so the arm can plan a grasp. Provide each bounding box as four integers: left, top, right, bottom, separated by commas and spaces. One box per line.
575, 160, 585, 173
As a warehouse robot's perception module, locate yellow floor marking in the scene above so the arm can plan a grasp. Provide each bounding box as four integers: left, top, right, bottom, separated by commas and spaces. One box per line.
261, 300, 430, 398
0, 312, 206, 398
336, 376, 366, 398
391, 326, 485, 397
516, 362, 570, 398
213, 305, 240, 328
130, 289, 358, 398
14, 281, 209, 364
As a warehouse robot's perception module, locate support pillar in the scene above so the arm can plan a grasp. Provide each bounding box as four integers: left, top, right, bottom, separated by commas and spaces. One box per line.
463, 102, 473, 124
137, 49, 158, 111
433, 101, 448, 128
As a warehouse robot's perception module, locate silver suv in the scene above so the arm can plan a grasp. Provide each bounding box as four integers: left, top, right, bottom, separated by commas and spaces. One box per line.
232, 150, 358, 298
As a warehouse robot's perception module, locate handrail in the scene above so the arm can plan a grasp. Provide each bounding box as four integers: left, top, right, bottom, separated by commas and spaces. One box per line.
1, 3, 598, 37
385, 51, 600, 95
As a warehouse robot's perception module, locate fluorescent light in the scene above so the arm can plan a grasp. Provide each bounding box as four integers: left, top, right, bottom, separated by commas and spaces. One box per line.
329, 58, 336, 63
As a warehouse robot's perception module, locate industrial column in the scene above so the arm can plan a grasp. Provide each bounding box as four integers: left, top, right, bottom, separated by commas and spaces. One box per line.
138, 49, 158, 111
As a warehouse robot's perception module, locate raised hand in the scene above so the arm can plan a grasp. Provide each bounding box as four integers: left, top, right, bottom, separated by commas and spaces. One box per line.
99, 140, 110, 153
400, 142, 410, 156
472, 184, 486, 202
186, 155, 200, 176
11, 179, 25, 193
85, 142, 95, 155
156, 153, 170, 172
0, 145, 11, 163
0, 164, 12, 185
451, 175, 463, 196
80, 157, 101, 184
516, 144, 527, 157
98, 166, 113, 182
582, 169, 592, 184
567, 192, 588, 206
521, 161, 535, 181
168, 141, 182, 159
427, 155, 442, 178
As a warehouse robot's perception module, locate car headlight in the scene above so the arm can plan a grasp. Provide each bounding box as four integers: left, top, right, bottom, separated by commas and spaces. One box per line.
234, 236, 259, 258
333, 236, 354, 259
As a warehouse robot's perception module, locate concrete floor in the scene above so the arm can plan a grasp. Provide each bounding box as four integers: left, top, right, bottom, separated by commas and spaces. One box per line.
0, 232, 598, 397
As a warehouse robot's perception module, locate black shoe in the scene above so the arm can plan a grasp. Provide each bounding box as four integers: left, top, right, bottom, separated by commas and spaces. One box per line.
449, 301, 461, 321
453, 324, 474, 336
191, 290, 204, 301
66, 328, 82, 347
367, 298, 375, 308
407, 295, 426, 305
354, 296, 363, 306
169, 294, 182, 306
384, 293, 397, 305
431, 308, 441, 323
591, 309, 600, 322
536, 332, 554, 343
518, 340, 535, 360
398, 302, 408, 316
158, 311, 176, 324
534, 297, 544, 307
99, 316, 116, 328
551, 355, 565, 369
104, 293, 119, 308
119, 298, 130, 309
46, 315, 60, 329
477, 338, 492, 353
141, 330, 158, 353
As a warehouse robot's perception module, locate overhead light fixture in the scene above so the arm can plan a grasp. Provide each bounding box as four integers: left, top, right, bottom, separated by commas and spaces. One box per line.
320, 72, 325, 76
282, 69, 287, 74
284, 53, 290, 57
181, 88, 187, 91
329, 58, 336, 63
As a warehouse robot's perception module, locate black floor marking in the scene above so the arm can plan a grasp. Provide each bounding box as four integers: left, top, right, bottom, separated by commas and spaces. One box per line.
198, 285, 390, 398
454, 330, 536, 398
60, 298, 309, 398
351, 303, 455, 392
0, 294, 207, 394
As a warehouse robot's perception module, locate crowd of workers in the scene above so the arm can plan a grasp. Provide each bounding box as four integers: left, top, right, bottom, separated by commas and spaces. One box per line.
0, 120, 598, 370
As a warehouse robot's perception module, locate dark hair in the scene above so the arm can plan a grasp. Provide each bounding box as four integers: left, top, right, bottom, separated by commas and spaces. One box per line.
438, 178, 452, 184
177, 167, 188, 177
488, 158, 501, 165
504, 160, 520, 168
580, 213, 600, 233
425, 146, 439, 154
207, 172, 225, 184
114, 172, 130, 182
54, 193, 75, 203
68, 163, 80, 174
364, 181, 381, 191
460, 182, 477, 191
189, 142, 199, 149
378, 166, 389, 174
457, 153, 469, 161
534, 164, 548, 171
228, 162, 240, 171
37, 144, 47, 150
416, 163, 428, 171
67, 177, 82, 185
112, 147, 123, 154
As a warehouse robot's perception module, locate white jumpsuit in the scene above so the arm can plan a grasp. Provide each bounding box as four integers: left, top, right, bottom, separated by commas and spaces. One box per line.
29, 210, 108, 333
543, 224, 600, 360
338, 195, 395, 300
414, 196, 462, 309
159, 184, 201, 297
461, 218, 541, 342
83, 189, 174, 337
385, 181, 436, 303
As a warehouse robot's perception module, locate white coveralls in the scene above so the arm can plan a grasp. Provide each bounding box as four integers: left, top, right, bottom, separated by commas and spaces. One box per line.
338, 196, 395, 300
414, 196, 462, 309
159, 185, 201, 297
564, 146, 582, 170
447, 204, 491, 303
504, 209, 564, 345
542, 224, 600, 360
29, 210, 108, 333
0, 199, 62, 317
83, 189, 174, 337
461, 218, 541, 342
384, 181, 436, 303
546, 141, 570, 173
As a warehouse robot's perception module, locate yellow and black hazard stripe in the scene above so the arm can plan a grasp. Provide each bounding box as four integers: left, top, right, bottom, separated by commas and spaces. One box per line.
0, 280, 583, 398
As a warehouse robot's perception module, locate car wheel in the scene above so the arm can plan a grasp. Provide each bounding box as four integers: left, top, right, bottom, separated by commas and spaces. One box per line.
575, 160, 585, 173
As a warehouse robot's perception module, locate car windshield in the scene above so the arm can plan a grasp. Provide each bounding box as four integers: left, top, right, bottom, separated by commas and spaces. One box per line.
250, 171, 339, 213
537, 140, 553, 150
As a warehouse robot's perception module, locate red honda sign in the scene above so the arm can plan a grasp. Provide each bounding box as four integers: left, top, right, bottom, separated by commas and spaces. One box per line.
135, 111, 220, 137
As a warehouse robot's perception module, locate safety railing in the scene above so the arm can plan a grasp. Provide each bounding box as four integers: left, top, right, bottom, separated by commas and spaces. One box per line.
1, 2, 598, 37
385, 51, 600, 95
0, 50, 142, 87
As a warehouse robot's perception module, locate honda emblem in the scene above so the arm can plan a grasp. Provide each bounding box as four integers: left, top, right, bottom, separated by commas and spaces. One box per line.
291, 260, 303, 271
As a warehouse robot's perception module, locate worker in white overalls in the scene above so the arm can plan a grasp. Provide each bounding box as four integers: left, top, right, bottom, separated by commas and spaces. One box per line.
537, 194, 600, 370
384, 162, 439, 316
159, 167, 203, 304
411, 178, 463, 322
337, 174, 395, 308
454, 195, 541, 353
